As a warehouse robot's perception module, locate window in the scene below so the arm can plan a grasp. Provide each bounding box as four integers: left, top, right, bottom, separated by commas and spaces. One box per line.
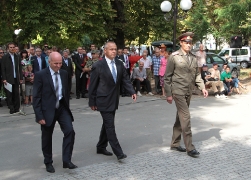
240, 49, 248, 55
218, 50, 229, 56
232, 49, 240, 56
211, 54, 224, 64
206, 56, 211, 63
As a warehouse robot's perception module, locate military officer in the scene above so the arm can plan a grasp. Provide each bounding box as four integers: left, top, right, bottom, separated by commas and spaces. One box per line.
84, 50, 100, 72
164, 32, 208, 158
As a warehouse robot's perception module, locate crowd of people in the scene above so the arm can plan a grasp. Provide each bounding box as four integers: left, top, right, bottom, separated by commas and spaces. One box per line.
0, 40, 246, 113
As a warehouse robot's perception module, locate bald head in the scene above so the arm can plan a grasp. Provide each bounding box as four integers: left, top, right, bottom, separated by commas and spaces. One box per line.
49, 52, 63, 72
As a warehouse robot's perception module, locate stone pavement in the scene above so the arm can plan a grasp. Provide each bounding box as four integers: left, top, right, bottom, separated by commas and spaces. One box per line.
42, 136, 251, 180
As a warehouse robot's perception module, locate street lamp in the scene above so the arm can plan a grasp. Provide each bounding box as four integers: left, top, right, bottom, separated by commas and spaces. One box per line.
160, 0, 192, 51
14, 29, 22, 49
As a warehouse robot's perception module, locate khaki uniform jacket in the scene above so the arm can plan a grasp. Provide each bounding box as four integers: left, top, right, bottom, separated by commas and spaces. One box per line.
164, 49, 205, 97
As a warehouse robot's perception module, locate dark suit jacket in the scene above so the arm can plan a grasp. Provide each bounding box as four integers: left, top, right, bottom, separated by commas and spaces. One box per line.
33, 67, 74, 126
88, 58, 135, 112
61, 57, 73, 78
72, 54, 86, 75
31, 56, 46, 74
1, 53, 23, 84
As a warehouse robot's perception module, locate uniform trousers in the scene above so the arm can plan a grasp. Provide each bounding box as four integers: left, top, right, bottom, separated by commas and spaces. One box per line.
97, 111, 123, 156
41, 100, 75, 165
171, 94, 195, 152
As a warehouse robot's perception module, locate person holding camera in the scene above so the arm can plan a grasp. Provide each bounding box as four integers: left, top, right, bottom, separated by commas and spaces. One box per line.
201, 64, 226, 98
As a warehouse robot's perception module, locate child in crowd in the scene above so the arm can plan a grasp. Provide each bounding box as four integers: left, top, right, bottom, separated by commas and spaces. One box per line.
24, 65, 34, 106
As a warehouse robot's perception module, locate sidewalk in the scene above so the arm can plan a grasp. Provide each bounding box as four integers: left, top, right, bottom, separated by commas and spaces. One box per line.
42, 136, 251, 180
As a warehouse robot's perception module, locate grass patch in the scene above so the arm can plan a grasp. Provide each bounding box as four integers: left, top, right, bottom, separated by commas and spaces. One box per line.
239, 68, 251, 80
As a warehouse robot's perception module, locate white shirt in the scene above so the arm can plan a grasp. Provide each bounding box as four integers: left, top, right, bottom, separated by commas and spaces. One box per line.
49, 67, 63, 101
87, 52, 92, 59
139, 57, 152, 68
9, 53, 16, 78
37, 56, 42, 70
105, 56, 117, 76
123, 54, 129, 68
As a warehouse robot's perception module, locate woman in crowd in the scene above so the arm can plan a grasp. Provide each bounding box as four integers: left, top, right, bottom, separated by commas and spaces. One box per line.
159, 52, 168, 97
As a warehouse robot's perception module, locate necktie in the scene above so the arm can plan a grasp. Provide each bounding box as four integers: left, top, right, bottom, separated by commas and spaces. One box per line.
111, 61, 117, 83
54, 72, 59, 108
80, 54, 83, 59
126, 56, 129, 68
186, 54, 190, 62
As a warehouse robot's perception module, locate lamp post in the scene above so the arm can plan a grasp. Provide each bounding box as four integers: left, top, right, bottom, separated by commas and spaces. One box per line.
160, 0, 192, 51
14, 29, 22, 49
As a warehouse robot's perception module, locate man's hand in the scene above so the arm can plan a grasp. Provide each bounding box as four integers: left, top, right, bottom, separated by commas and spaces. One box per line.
132, 94, 137, 101
82, 68, 85, 72
90, 106, 97, 111
166, 96, 173, 104
202, 89, 208, 98
38, 119, 46, 125
2, 80, 7, 85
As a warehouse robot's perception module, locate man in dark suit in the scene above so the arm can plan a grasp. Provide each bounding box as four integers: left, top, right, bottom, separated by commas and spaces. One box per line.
72, 47, 88, 99
89, 41, 137, 161
31, 48, 46, 74
1, 43, 23, 114
61, 50, 74, 98
33, 52, 77, 173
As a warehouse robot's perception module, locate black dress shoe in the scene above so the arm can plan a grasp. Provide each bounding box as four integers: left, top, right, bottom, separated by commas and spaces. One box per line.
97, 149, 113, 156
187, 149, 200, 157
76, 96, 80, 99
45, 163, 55, 173
63, 162, 78, 169
117, 154, 127, 161
170, 146, 186, 152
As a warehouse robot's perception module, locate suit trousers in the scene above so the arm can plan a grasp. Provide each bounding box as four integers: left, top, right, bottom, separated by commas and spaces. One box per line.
97, 111, 123, 156
145, 68, 152, 80
171, 94, 195, 152
41, 102, 75, 164
6, 78, 20, 112
133, 79, 151, 93
154, 75, 161, 93
75, 72, 87, 96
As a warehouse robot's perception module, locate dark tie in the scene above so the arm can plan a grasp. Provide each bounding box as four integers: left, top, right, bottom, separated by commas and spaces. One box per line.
54, 72, 59, 108
80, 54, 83, 59
125, 56, 129, 68
111, 61, 117, 83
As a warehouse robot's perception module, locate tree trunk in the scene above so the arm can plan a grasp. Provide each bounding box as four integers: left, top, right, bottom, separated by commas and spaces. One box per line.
111, 0, 125, 49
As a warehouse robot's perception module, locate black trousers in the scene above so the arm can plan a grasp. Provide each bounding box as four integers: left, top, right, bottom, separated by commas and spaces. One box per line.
133, 79, 152, 93
154, 75, 161, 93
121, 68, 131, 95
6, 78, 20, 112
75, 72, 87, 96
41, 102, 75, 164
97, 111, 123, 156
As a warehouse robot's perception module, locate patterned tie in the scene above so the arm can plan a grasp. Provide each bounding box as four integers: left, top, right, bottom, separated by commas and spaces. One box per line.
111, 60, 117, 83
126, 56, 129, 68
54, 72, 60, 108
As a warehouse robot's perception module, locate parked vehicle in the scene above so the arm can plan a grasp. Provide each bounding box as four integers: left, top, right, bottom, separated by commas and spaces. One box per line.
218, 47, 251, 68
206, 52, 240, 77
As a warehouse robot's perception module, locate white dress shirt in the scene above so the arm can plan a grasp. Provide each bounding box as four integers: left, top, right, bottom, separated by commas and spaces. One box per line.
37, 56, 42, 70
105, 56, 117, 76
9, 53, 16, 78
49, 67, 63, 100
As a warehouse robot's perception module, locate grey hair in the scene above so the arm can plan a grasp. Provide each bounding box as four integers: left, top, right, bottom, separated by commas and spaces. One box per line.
35, 48, 42, 51
104, 41, 116, 49
63, 50, 68, 54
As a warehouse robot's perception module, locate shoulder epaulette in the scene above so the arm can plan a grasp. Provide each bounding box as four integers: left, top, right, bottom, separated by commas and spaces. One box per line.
172, 51, 179, 56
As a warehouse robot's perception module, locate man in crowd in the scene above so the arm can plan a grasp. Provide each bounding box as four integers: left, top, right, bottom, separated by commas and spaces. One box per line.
72, 46, 88, 99
0, 48, 4, 107
33, 52, 77, 173
45, 49, 51, 67
152, 48, 161, 94
132, 61, 153, 96
15, 46, 20, 55
31, 48, 47, 74
29, 46, 36, 60
130, 47, 138, 56
164, 32, 208, 158
201, 64, 226, 98
87, 44, 96, 59
42, 44, 49, 58
88, 41, 136, 161
139, 51, 152, 80
61, 50, 74, 99
120, 47, 131, 97
1, 42, 23, 114
196, 44, 206, 72
208, 62, 221, 82
84, 50, 100, 73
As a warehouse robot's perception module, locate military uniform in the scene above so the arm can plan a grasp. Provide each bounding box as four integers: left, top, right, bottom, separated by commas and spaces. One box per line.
164, 34, 205, 153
